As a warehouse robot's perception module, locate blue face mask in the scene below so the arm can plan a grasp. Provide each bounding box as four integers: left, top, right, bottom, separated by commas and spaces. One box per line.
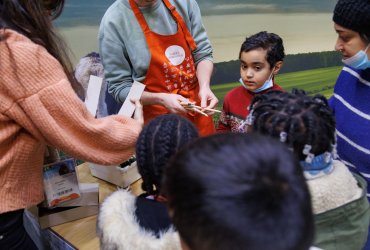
342, 44, 370, 70
239, 69, 274, 93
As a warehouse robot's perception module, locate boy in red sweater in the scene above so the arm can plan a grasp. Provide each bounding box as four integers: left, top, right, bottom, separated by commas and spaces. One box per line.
217, 31, 285, 132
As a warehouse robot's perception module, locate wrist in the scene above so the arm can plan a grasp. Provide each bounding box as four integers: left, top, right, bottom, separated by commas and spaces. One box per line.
157, 93, 167, 106
141, 91, 166, 106
199, 84, 211, 92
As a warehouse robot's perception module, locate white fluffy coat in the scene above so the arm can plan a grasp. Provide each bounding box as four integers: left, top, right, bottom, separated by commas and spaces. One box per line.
97, 189, 181, 250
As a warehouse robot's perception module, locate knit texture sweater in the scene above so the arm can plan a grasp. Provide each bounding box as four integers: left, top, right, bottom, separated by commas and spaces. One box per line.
328, 66, 370, 199
217, 83, 283, 132
0, 29, 141, 213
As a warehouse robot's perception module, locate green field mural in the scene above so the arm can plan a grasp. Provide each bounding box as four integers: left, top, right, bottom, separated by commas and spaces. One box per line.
212, 66, 342, 107
211, 66, 342, 124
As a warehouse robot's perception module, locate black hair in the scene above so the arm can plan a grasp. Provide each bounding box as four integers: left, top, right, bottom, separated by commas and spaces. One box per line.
239, 31, 285, 68
360, 33, 369, 44
163, 133, 314, 250
249, 89, 335, 160
135, 114, 199, 195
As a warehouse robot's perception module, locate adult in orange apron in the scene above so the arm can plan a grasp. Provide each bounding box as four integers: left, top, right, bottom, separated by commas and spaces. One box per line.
129, 0, 215, 136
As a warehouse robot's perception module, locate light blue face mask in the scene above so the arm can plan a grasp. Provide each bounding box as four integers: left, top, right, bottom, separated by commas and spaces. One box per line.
342, 44, 370, 70
239, 69, 274, 93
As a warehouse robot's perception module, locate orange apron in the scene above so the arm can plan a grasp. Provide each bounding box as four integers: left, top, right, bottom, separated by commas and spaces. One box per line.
129, 0, 215, 136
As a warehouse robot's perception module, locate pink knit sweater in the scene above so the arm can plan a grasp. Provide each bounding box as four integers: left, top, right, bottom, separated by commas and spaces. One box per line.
0, 29, 141, 213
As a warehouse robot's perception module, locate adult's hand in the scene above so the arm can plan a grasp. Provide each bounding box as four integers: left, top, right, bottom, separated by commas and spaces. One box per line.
141, 91, 188, 114
199, 87, 218, 114
160, 93, 188, 114
196, 60, 218, 113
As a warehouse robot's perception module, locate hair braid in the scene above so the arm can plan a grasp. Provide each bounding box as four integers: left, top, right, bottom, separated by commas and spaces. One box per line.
250, 90, 335, 160
136, 122, 155, 194
135, 114, 199, 195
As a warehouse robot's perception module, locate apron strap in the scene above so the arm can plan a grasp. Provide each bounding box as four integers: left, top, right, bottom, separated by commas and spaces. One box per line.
161, 0, 197, 51
128, 0, 151, 34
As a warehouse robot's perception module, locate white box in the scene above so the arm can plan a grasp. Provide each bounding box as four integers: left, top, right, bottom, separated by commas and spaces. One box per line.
88, 161, 141, 187
29, 183, 100, 229
56, 183, 99, 207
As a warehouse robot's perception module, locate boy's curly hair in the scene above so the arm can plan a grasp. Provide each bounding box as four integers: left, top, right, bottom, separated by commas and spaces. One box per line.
240, 31, 285, 68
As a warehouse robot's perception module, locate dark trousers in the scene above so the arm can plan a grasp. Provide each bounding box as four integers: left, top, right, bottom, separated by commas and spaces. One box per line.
0, 209, 38, 250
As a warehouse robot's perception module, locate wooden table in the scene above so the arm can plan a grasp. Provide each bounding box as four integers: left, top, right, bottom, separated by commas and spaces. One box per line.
51, 163, 143, 249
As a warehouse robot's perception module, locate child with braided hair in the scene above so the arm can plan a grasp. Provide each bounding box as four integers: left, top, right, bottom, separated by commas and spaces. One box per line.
97, 114, 199, 250
248, 90, 370, 250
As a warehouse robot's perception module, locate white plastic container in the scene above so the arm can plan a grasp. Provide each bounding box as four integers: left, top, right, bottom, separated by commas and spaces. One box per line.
88, 161, 141, 187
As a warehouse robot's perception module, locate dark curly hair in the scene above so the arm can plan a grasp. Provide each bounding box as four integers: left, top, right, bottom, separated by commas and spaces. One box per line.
249, 89, 336, 160
239, 31, 285, 69
135, 114, 199, 195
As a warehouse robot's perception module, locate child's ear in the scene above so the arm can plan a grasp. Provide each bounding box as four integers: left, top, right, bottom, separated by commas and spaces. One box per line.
273, 61, 283, 75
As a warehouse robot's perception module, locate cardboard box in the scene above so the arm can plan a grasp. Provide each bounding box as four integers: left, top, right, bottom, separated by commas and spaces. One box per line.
30, 183, 99, 229
89, 161, 141, 187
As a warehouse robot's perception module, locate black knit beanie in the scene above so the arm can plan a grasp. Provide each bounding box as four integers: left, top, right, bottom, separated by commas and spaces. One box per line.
333, 0, 370, 39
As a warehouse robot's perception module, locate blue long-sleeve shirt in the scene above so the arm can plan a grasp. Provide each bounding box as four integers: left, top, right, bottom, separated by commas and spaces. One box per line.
329, 66, 370, 199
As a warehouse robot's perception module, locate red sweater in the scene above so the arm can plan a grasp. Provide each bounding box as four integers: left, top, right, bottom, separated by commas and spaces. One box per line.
217, 83, 283, 132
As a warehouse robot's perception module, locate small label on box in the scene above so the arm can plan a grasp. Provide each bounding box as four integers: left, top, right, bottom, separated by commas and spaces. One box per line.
43, 159, 81, 207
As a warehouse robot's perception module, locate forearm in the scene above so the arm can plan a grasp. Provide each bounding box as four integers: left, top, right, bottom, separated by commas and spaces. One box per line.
141, 91, 188, 114
196, 59, 213, 90
24, 80, 141, 165
196, 60, 218, 109
141, 91, 165, 106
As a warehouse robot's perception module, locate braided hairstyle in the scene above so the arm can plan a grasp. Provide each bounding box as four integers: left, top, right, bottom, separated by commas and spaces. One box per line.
136, 114, 199, 195
249, 89, 335, 160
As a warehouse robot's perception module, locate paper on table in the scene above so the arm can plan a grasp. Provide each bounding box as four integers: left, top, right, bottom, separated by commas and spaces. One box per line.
118, 81, 145, 118
84, 75, 103, 116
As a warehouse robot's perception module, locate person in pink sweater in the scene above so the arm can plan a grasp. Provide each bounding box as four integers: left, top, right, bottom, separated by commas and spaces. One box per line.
0, 1, 142, 248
